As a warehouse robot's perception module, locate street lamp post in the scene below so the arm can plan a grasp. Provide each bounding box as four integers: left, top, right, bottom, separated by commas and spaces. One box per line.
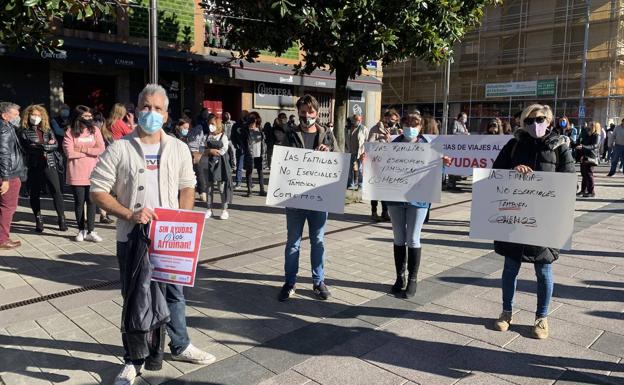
149, 0, 158, 84
578, 0, 591, 127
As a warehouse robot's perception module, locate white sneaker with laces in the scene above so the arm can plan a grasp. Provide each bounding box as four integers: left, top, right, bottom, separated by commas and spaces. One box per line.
171, 344, 216, 365
220, 210, 229, 220
113, 363, 142, 385
205, 210, 212, 219
200, 193, 207, 202
84, 232, 103, 243
75, 230, 87, 242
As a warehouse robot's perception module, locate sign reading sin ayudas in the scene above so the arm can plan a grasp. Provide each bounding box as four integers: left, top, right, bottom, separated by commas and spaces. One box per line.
266, 146, 350, 214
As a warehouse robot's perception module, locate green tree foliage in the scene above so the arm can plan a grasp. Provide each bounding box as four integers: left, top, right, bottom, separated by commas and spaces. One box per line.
1, 0, 120, 52
205, 0, 500, 149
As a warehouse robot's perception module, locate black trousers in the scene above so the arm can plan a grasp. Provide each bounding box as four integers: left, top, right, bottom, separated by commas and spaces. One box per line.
246, 157, 265, 192
371, 200, 387, 214
72, 185, 96, 232
580, 162, 595, 194
28, 166, 64, 219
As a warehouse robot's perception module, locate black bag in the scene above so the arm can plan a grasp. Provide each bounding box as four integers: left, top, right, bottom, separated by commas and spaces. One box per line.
53, 151, 65, 173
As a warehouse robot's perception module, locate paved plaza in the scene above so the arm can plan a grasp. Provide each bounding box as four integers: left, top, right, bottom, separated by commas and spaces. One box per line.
1, 166, 623, 385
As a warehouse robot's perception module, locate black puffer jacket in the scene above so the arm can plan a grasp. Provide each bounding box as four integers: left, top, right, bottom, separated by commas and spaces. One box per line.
0, 120, 26, 181
19, 126, 59, 170
492, 129, 575, 263
577, 129, 599, 161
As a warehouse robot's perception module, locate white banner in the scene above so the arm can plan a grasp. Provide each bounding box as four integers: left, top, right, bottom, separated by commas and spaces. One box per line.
362, 142, 442, 203
469, 169, 576, 250
431, 135, 512, 176
266, 145, 350, 213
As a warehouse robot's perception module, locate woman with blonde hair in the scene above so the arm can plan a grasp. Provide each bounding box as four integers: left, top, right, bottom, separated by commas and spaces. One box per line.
577, 121, 600, 197
203, 117, 232, 219
491, 103, 575, 339
108, 103, 131, 140
18, 104, 67, 232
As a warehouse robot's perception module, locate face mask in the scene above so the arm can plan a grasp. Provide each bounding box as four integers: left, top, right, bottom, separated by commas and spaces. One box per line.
80, 118, 94, 128
138, 111, 163, 135
10, 116, 20, 127
209, 124, 216, 133
180, 129, 189, 137
560, 120, 567, 128
460, 116, 467, 123
30, 116, 42, 126
299, 116, 316, 127
60, 109, 70, 118
526, 122, 548, 138
404, 127, 420, 140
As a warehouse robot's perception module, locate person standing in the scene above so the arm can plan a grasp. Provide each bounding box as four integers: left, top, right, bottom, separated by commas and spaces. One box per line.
0, 102, 26, 250
241, 112, 266, 197
607, 118, 624, 176
18, 105, 67, 232
452, 112, 469, 135
278, 95, 337, 302
231, 111, 249, 189
63, 106, 105, 242
109, 103, 132, 140
91, 84, 215, 385
187, 110, 211, 202
577, 122, 600, 197
203, 119, 232, 220
346, 114, 368, 190
492, 104, 575, 339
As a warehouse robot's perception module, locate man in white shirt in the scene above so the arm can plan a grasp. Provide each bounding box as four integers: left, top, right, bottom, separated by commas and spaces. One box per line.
91, 84, 215, 385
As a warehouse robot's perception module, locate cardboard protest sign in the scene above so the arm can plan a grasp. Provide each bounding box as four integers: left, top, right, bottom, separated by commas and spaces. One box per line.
362, 142, 443, 203
148, 208, 206, 286
469, 169, 576, 249
432, 135, 512, 176
266, 145, 350, 213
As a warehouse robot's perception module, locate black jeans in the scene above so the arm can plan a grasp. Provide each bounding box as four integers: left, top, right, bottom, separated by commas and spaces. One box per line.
580, 162, 595, 194
72, 185, 96, 232
371, 200, 387, 214
246, 157, 265, 193
28, 166, 64, 219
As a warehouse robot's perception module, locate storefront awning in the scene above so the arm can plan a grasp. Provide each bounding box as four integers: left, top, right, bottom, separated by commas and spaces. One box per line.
232, 61, 382, 92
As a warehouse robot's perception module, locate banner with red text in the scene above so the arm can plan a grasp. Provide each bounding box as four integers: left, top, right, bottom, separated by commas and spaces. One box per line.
148, 208, 205, 287
431, 135, 512, 176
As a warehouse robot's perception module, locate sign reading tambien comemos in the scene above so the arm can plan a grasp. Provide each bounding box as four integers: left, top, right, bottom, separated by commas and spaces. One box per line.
266, 146, 350, 213
362, 142, 443, 203
469, 169, 576, 249
432, 135, 512, 176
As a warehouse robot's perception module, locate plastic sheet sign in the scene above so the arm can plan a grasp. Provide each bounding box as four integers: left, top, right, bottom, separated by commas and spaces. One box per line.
432, 135, 512, 176
266, 145, 350, 213
362, 142, 443, 203
469, 169, 576, 250
148, 208, 206, 287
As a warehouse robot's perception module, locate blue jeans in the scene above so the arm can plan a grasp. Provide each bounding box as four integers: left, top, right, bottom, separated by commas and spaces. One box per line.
502, 256, 553, 318
608, 144, 624, 174
117, 242, 190, 364
284, 208, 328, 286
347, 153, 363, 188
235, 147, 245, 183
388, 205, 428, 248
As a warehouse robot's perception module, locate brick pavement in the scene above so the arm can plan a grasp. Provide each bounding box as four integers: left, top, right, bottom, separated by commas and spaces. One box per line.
0, 166, 623, 385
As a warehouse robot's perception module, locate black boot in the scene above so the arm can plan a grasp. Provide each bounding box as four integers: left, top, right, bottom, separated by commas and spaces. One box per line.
35, 213, 44, 233
58, 216, 68, 232
391, 245, 406, 294
403, 247, 422, 298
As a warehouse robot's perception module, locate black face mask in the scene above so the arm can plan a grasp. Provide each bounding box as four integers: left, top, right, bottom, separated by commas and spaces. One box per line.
80, 118, 94, 128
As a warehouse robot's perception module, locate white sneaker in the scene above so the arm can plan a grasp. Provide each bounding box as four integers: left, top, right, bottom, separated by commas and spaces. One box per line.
113, 363, 142, 385
200, 193, 207, 202
220, 210, 229, 220
205, 210, 212, 219
171, 344, 216, 365
84, 232, 103, 243
74, 230, 87, 242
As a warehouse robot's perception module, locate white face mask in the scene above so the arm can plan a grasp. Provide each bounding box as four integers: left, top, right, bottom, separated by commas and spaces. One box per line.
209, 124, 217, 133
30, 116, 42, 126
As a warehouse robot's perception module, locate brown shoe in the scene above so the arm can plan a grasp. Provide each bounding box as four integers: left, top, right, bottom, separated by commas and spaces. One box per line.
0, 240, 19, 250
532, 317, 549, 339
494, 311, 513, 331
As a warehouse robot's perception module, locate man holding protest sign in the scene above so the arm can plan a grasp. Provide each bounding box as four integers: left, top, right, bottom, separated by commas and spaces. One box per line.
489, 104, 574, 340
91, 84, 215, 385
278, 95, 337, 302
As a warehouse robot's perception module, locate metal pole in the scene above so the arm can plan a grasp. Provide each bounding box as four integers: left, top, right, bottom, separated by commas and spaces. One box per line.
433, 82, 437, 118
442, 59, 451, 135
149, 0, 158, 84
468, 81, 473, 125
554, 75, 559, 118
578, 0, 591, 128
606, 69, 612, 125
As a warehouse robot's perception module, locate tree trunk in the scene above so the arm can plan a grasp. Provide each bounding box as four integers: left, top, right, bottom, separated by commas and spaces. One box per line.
333, 66, 349, 152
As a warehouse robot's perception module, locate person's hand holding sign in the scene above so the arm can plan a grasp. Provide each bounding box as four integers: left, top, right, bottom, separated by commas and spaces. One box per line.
514, 164, 533, 175
317, 144, 329, 152
442, 156, 452, 167
128, 207, 159, 224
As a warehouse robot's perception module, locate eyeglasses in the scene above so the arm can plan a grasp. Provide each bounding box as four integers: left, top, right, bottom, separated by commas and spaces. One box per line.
523, 116, 546, 125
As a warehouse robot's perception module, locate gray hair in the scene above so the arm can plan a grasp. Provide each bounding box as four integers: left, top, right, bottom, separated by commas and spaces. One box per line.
520, 104, 553, 127
137, 84, 169, 110
0, 102, 20, 114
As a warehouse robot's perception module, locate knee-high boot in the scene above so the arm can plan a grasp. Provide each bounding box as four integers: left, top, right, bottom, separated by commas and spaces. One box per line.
403, 247, 421, 298
391, 245, 406, 294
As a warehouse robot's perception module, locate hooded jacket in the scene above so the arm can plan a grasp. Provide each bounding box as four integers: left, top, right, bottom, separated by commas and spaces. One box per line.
492, 128, 575, 263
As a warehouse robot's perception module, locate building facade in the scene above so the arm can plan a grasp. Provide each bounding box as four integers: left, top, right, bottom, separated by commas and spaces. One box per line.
382, 0, 624, 132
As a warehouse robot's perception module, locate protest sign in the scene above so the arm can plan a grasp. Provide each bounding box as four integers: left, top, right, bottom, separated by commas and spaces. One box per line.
469, 169, 576, 249
266, 145, 350, 213
432, 135, 512, 176
148, 208, 206, 287
362, 142, 443, 203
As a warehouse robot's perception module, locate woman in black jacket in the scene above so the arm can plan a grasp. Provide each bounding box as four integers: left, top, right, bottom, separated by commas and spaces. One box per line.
240, 111, 266, 197
491, 104, 575, 340
19, 104, 67, 232
577, 122, 600, 197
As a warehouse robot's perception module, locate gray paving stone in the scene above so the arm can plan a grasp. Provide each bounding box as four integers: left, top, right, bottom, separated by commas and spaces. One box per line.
550, 304, 624, 335
258, 370, 313, 385
166, 354, 273, 385
454, 372, 516, 384
553, 369, 623, 385
294, 355, 405, 385
590, 332, 624, 359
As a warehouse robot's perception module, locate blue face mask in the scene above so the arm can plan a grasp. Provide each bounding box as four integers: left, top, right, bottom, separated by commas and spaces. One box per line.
560, 120, 567, 128
138, 111, 163, 134
404, 127, 420, 140
180, 128, 189, 137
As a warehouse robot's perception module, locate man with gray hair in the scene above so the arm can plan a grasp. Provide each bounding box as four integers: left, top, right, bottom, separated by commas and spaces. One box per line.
90, 84, 215, 385
0, 102, 26, 250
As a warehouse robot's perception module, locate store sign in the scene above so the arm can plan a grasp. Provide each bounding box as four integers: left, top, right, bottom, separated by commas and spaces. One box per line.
536, 79, 556, 96
254, 82, 295, 109
486, 80, 556, 98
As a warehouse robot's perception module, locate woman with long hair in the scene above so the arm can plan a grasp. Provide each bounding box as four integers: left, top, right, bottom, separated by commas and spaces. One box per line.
18, 104, 67, 232
63, 105, 105, 242
108, 103, 131, 140
203, 118, 232, 219
577, 121, 600, 197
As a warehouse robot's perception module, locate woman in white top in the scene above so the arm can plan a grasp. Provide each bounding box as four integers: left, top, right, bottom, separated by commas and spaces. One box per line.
203, 118, 232, 219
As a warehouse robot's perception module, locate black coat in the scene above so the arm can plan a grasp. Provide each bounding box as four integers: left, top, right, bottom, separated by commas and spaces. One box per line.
577, 130, 599, 160
285, 123, 337, 151
18, 126, 60, 170
0, 120, 26, 181
492, 129, 575, 264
